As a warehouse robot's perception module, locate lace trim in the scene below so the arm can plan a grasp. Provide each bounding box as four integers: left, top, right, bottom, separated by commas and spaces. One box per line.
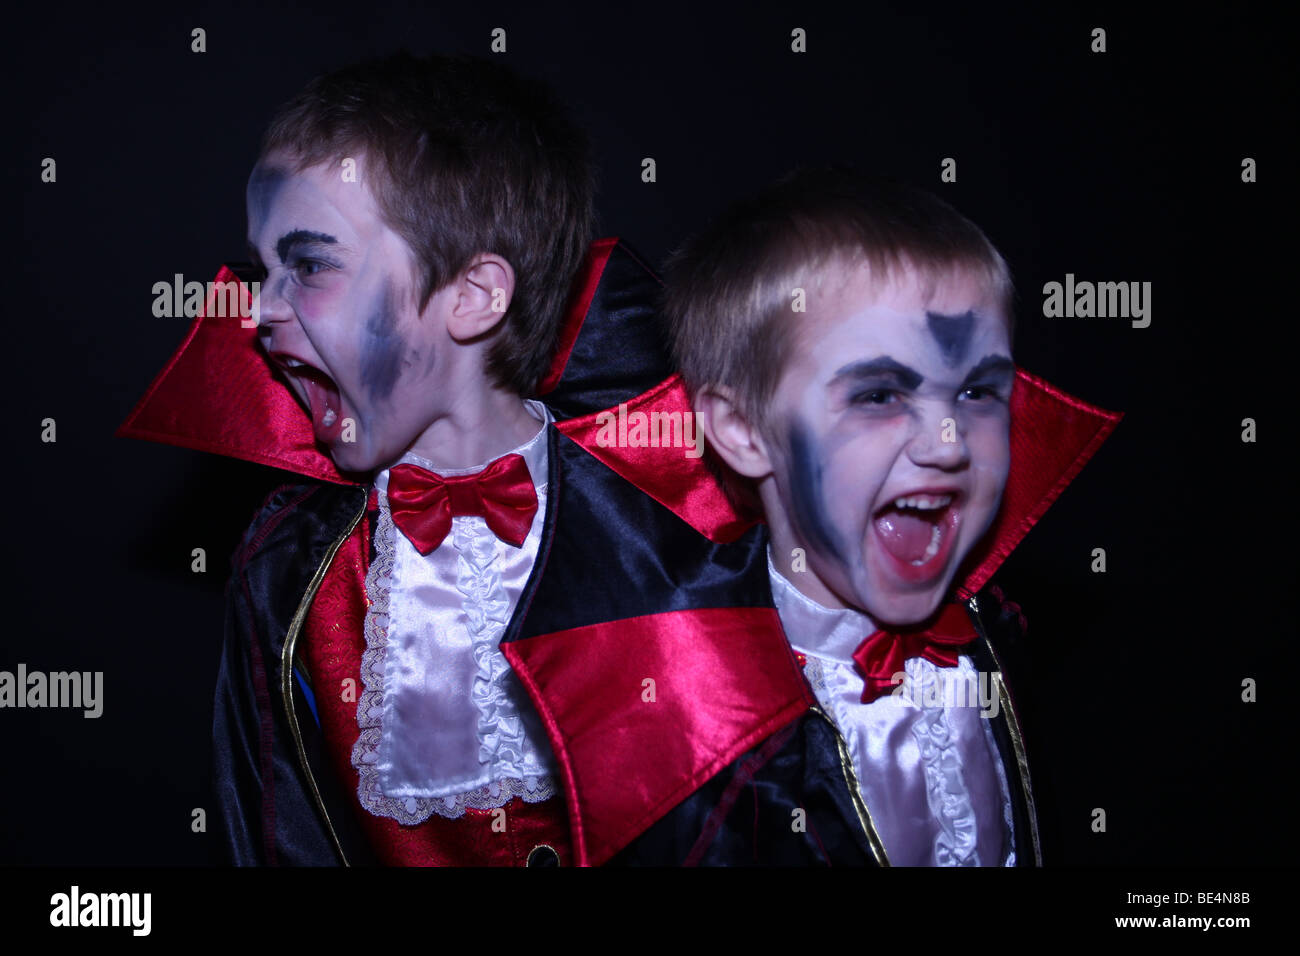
802, 653, 829, 701
350, 488, 554, 823
457, 517, 540, 776
909, 661, 980, 866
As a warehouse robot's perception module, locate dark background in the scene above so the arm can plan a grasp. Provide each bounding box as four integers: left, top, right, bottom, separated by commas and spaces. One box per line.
5, 1, 1290, 865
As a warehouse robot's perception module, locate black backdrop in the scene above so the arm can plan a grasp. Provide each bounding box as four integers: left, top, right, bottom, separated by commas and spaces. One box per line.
5, 1, 1291, 867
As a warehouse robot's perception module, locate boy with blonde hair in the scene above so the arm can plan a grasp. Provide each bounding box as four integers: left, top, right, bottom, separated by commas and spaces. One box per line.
653, 165, 1119, 864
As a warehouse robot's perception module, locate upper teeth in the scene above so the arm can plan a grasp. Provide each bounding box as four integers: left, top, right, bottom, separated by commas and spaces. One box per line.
893, 494, 952, 510
283, 358, 305, 368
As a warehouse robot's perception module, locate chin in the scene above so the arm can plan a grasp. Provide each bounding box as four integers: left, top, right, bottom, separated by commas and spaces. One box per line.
862, 589, 950, 629
851, 556, 961, 629
328, 441, 378, 475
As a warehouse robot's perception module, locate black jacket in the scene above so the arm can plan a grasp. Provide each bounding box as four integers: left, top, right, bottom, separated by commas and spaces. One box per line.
213, 425, 1044, 866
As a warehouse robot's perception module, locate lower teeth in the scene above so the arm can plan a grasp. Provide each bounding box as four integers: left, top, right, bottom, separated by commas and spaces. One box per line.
910, 523, 942, 565
322, 408, 337, 427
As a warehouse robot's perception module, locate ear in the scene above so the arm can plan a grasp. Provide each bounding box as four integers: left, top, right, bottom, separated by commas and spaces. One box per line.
443, 254, 516, 341
693, 385, 774, 480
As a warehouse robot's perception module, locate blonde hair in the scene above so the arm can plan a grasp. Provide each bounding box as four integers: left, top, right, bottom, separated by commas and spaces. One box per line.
663, 166, 1014, 426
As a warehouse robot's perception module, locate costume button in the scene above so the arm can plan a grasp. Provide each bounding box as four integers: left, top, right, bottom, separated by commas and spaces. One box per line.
526, 844, 560, 867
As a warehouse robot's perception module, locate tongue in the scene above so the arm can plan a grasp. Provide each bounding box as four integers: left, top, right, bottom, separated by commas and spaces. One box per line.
297, 367, 341, 434
875, 509, 937, 563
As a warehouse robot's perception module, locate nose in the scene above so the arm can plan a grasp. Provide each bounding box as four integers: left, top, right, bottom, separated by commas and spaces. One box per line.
253, 271, 294, 329
905, 405, 970, 471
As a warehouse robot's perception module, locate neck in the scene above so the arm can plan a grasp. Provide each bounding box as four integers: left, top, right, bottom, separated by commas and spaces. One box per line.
388, 385, 541, 472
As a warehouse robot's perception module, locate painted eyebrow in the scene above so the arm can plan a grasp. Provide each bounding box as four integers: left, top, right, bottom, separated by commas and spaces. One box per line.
275, 229, 339, 264
959, 354, 1016, 387
830, 356, 924, 391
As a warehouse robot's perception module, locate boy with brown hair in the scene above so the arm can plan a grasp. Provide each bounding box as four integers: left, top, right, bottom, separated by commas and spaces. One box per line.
123, 52, 831, 866
223, 51, 592, 865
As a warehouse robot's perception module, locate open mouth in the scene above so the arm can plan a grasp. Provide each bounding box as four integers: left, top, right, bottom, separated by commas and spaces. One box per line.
273, 354, 344, 443
872, 492, 962, 582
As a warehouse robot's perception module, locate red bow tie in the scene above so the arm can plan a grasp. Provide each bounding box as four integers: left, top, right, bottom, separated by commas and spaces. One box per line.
851, 602, 978, 704
386, 453, 538, 554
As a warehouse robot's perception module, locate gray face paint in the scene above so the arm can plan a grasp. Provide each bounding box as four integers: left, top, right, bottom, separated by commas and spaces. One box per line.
788, 420, 844, 562
925, 310, 975, 367
246, 165, 288, 229
359, 280, 407, 402
402, 344, 438, 375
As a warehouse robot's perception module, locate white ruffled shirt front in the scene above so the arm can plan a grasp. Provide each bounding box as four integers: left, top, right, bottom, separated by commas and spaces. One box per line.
351, 400, 558, 824
768, 552, 1016, 866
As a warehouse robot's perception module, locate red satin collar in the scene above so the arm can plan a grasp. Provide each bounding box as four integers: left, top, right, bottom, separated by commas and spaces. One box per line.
117, 265, 352, 485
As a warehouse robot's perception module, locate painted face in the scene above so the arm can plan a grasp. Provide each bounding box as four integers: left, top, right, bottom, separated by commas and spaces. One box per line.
763, 260, 1013, 627
245, 156, 447, 473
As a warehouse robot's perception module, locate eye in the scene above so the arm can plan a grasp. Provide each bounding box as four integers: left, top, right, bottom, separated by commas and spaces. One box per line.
294, 258, 329, 278
850, 388, 898, 406
959, 385, 1003, 402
